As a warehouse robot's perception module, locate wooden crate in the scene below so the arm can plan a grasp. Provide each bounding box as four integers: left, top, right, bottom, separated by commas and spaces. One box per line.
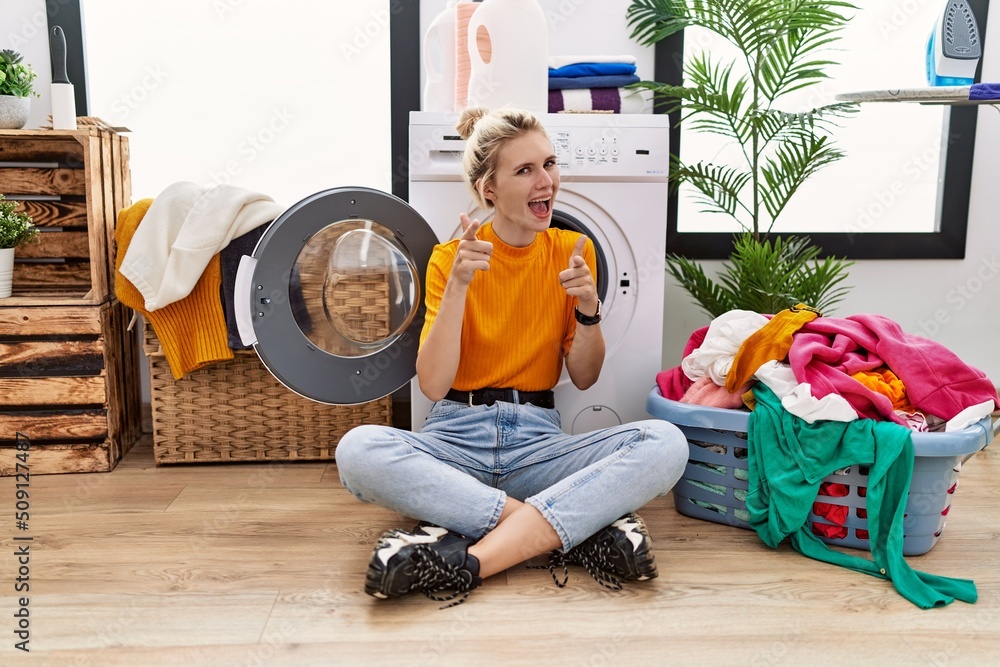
0, 299, 143, 475
0, 119, 130, 305
143, 322, 393, 464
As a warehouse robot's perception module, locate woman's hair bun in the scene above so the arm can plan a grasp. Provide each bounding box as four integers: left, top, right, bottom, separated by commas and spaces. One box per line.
455, 107, 489, 140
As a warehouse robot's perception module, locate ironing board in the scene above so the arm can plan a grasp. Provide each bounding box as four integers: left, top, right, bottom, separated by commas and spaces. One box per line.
835, 87, 1000, 107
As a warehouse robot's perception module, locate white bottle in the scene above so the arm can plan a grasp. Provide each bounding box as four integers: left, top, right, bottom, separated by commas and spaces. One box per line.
422, 0, 459, 112
465, 0, 548, 114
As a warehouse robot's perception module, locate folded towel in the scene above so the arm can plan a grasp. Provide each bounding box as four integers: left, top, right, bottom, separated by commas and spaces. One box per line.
969, 82, 1000, 100
549, 63, 637, 78
548, 54, 637, 69
548, 88, 650, 114
549, 74, 640, 91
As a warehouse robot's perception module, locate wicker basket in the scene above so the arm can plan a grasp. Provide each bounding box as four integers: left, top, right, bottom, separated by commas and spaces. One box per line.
143, 319, 393, 465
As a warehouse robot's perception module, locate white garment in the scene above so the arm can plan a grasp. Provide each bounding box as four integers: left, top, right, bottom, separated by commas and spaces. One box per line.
681, 310, 769, 385
119, 182, 285, 311
945, 400, 996, 433
754, 361, 858, 424
547, 54, 637, 68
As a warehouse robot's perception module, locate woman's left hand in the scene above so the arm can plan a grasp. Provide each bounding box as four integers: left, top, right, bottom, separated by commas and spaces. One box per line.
559, 235, 599, 315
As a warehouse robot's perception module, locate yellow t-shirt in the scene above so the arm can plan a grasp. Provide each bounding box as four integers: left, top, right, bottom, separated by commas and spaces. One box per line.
419, 222, 597, 392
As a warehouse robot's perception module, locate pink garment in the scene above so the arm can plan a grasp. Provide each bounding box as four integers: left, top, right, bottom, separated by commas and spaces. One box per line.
655, 326, 709, 400
788, 313, 998, 424
679, 376, 748, 409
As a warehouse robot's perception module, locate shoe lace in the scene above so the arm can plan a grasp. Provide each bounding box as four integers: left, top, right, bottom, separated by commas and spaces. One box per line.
532, 542, 623, 591
410, 545, 475, 608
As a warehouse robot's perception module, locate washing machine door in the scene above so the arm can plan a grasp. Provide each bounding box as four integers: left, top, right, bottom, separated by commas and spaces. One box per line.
234, 187, 439, 405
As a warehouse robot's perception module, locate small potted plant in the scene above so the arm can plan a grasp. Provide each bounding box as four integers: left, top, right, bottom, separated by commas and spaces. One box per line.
0, 194, 40, 298
0, 49, 39, 130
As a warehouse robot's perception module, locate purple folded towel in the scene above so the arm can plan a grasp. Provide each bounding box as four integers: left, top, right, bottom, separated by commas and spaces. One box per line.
969, 83, 1000, 101
548, 74, 640, 91
548, 88, 648, 114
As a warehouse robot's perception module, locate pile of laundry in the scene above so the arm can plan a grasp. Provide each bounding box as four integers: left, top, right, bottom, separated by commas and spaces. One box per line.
656, 305, 999, 609
114, 182, 281, 380
547, 55, 649, 114
657, 305, 997, 432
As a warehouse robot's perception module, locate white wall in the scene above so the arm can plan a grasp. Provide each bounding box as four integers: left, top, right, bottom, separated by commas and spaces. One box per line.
81, 0, 392, 206
662, 5, 1000, 385
0, 0, 55, 130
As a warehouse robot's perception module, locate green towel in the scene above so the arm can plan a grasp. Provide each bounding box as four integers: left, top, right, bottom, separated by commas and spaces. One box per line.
746, 385, 977, 609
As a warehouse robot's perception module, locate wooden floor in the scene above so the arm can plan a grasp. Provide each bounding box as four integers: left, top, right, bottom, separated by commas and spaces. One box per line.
2, 433, 999, 667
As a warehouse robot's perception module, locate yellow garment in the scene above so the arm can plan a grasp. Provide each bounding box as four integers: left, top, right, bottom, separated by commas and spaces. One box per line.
115, 199, 234, 379
725, 304, 820, 392
419, 222, 596, 391
851, 367, 914, 411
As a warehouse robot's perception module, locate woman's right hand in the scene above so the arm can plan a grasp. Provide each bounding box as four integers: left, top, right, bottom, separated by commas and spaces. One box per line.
450, 213, 493, 287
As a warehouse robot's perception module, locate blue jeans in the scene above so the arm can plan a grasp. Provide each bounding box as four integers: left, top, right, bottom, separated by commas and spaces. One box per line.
335, 399, 688, 551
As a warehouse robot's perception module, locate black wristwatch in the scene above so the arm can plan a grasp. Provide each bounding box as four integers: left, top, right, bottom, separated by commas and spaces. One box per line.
574, 299, 602, 326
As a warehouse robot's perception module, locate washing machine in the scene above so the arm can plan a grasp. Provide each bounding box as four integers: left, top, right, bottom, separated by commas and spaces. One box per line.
229, 113, 669, 430
407, 111, 670, 433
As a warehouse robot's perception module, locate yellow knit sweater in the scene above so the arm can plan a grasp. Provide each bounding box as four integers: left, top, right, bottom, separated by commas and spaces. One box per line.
115, 199, 233, 379
419, 222, 596, 392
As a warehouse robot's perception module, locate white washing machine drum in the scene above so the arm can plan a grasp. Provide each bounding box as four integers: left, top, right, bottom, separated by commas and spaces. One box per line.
234, 187, 439, 405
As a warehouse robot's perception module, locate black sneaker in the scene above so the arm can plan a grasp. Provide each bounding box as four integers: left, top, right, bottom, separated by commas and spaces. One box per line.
539, 513, 658, 590
365, 525, 482, 607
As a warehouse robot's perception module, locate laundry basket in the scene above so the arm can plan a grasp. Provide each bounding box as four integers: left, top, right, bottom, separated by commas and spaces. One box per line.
646, 388, 993, 556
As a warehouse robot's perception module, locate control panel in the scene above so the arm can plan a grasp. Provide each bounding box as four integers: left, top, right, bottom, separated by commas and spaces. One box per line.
409, 111, 670, 181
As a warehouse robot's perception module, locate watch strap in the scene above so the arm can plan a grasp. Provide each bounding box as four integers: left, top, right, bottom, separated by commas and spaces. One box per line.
575, 299, 602, 326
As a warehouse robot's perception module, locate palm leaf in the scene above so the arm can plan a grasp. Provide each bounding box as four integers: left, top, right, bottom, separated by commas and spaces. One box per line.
673, 161, 753, 221
758, 29, 843, 101
759, 135, 844, 225
665, 254, 737, 317
750, 102, 857, 147
785, 254, 854, 313
627, 0, 790, 54
635, 53, 751, 141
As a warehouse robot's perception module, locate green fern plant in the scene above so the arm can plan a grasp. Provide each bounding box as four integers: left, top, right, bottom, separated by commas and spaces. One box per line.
0, 195, 39, 250
626, 0, 857, 317
0, 50, 38, 98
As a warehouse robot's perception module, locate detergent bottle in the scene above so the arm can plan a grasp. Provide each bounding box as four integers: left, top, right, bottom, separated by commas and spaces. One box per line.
422, 0, 459, 112
465, 0, 548, 114
454, 0, 481, 111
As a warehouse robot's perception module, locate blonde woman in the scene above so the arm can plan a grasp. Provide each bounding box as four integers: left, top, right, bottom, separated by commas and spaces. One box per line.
336, 107, 687, 606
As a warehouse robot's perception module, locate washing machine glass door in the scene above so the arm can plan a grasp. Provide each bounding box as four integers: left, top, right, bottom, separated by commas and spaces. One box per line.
235, 187, 439, 405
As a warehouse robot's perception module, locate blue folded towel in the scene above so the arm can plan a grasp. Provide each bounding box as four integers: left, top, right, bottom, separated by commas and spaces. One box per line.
548, 74, 640, 91
548, 62, 637, 78
969, 83, 1000, 101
